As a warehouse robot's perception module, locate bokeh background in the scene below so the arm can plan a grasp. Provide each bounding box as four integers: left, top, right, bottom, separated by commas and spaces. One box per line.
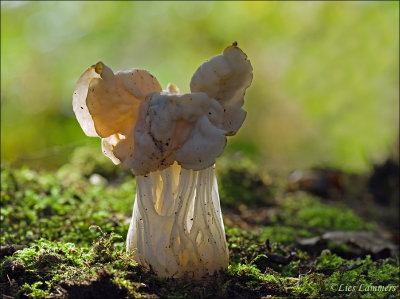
1, 1, 399, 173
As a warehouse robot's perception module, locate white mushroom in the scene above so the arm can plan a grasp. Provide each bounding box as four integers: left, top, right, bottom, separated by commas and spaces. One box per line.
73, 43, 253, 278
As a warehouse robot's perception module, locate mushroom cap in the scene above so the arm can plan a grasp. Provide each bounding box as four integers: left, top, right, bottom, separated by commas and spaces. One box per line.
72, 44, 252, 175
190, 44, 253, 135
130, 92, 227, 175
72, 62, 162, 165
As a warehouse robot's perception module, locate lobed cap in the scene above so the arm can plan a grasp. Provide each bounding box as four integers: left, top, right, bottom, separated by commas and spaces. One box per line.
73, 44, 253, 175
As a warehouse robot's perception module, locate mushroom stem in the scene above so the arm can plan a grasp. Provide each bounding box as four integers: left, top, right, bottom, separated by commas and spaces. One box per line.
126, 162, 229, 278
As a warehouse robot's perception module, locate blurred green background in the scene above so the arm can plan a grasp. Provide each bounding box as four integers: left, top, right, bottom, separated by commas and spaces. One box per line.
1, 1, 398, 173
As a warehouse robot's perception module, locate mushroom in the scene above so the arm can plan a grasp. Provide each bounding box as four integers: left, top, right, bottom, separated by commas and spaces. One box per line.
72, 43, 253, 278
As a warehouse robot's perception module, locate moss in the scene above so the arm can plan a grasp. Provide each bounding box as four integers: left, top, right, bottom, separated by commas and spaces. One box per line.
318, 256, 399, 298
1, 149, 399, 298
314, 251, 345, 269
281, 195, 372, 233
259, 225, 313, 245
227, 263, 263, 281
20, 281, 52, 299
281, 254, 400, 298
1, 229, 399, 299
58, 146, 126, 179
217, 154, 276, 209
281, 260, 301, 277
0, 165, 133, 246
1, 233, 141, 298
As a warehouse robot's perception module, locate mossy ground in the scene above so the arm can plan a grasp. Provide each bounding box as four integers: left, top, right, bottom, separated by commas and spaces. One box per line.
1, 147, 399, 298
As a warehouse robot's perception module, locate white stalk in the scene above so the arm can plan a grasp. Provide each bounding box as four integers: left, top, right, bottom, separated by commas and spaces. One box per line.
126, 162, 229, 278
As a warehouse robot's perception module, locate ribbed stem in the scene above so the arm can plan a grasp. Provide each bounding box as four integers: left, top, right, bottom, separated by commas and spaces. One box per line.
126, 162, 229, 278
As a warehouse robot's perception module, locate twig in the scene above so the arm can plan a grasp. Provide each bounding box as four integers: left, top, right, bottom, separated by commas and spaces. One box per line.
265, 253, 291, 265
297, 268, 312, 286
6, 274, 12, 286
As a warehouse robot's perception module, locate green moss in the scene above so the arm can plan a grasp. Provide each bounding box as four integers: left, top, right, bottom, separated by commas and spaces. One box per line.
1, 233, 141, 298
1, 164, 134, 246
315, 252, 345, 269
1, 150, 399, 298
281, 195, 372, 233
320, 257, 399, 298
283, 254, 400, 298
217, 154, 276, 209
58, 146, 125, 179
227, 263, 263, 281
259, 225, 313, 245
20, 281, 52, 299
280, 260, 300, 278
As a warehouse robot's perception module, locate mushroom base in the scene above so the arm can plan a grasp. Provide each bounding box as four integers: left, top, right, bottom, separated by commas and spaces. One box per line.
126, 163, 229, 278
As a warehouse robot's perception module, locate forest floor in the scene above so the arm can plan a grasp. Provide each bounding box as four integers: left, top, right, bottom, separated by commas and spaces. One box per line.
1, 147, 399, 298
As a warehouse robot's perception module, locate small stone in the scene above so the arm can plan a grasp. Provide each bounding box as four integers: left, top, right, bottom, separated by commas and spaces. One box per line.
89, 173, 108, 185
